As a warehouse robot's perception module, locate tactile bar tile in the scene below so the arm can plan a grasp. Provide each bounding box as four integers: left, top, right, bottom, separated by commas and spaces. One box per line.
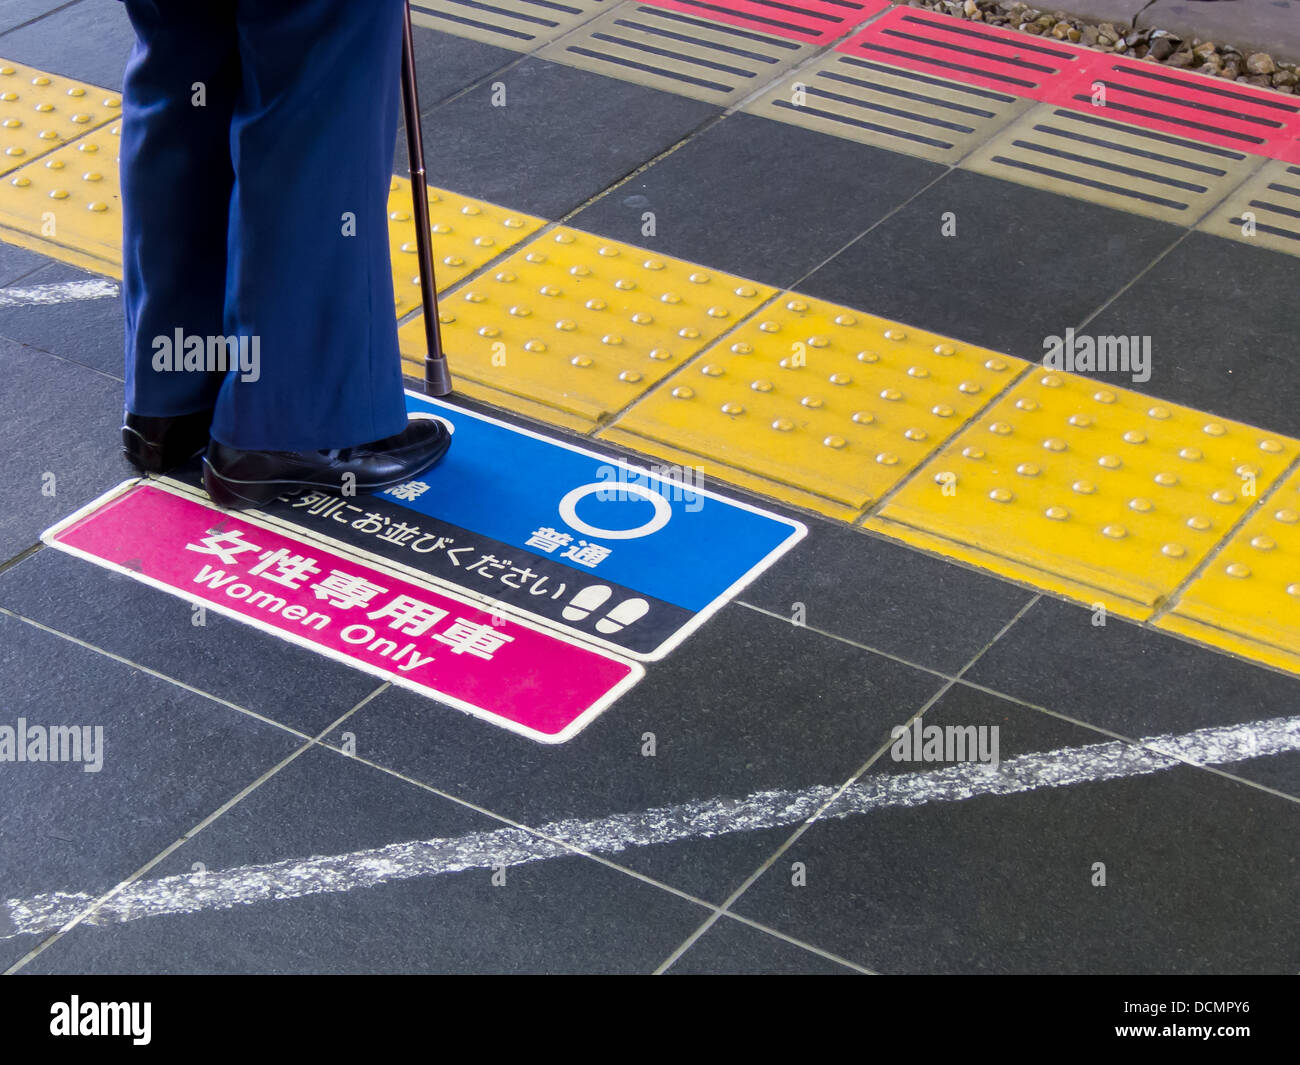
961, 104, 1268, 226
744, 52, 1031, 163
1066, 56, 1300, 164
387, 176, 545, 317
1160, 466, 1300, 676
836, 8, 1089, 98
1197, 159, 1300, 258
868, 371, 1298, 620
0, 120, 121, 276
398, 226, 776, 431
409, 0, 616, 50
538, 5, 812, 105
641, 0, 888, 46
602, 295, 1028, 520
0, 62, 120, 177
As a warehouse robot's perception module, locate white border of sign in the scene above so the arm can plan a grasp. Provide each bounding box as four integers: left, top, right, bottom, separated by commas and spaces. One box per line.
158, 391, 809, 662
41, 479, 645, 745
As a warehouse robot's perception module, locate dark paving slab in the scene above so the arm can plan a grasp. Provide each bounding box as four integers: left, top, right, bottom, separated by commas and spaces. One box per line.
668, 915, 860, 973
963, 596, 1300, 796
0, 242, 48, 287
414, 57, 717, 219
0, 336, 123, 561
21, 745, 711, 974
0, 0, 133, 90
1086, 232, 1300, 440
729, 684, 1300, 973
0, 548, 385, 736
568, 112, 943, 288
799, 168, 1182, 363
0, 261, 123, 379
325, 603, 943, 904
741, 518, 1034, 675
0, 610, 301, 970
0, 0, 69, 38
411, 23, 518, 113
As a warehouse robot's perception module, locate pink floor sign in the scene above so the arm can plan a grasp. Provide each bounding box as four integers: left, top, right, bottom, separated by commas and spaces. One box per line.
47, 483, 641, 742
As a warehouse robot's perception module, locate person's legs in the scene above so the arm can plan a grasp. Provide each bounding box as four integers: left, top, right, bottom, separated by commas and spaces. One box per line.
212, 0, 409, 452
121, 0, 239, 421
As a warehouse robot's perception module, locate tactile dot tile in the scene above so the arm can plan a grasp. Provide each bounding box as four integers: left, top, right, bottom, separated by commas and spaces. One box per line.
1064, 55, 1300, 164
387, 176, 545, 317
1160, 466, 1300, 676
409, 0, 617, 51
868, 371, 1298, 619
743, 52, 1031, 163
398, 226, 775, 430
836, 8, 1090, 98
0, 120, 122, 276
0, 62, 120, 177
962, 103, 1269, 226
602, 294, 1028, 520
1197, 160, 1300, 260
538, 5, 813, 106
641, 0, 889, 46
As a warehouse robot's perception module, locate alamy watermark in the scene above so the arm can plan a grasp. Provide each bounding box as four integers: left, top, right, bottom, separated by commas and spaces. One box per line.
891, 715, 1000, 771
1042, 327, 1151, 383
0, 717, 104, 772
152, 328, 260, 382
595, 463, 705, 512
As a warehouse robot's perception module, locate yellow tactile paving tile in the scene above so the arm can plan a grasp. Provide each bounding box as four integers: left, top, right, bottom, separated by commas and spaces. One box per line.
538, 4, 814, 107
387, 176, 545, 317
399, 226, 774, 431
602, 295, 1028, 520
744, 53, 1031, 165
0, 120, 122, 276
1196, 159, 1300, 260
1158, 468, 1300, 675
867, 370, 1298, 620
0, 62, 119, 177
960, 104, 1268, 227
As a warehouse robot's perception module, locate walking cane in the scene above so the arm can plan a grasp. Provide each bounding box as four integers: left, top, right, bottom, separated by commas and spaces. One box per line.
400, 1, 453, 397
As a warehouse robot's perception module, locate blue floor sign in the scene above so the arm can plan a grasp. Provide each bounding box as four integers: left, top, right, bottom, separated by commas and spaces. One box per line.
169, 392, 806, 659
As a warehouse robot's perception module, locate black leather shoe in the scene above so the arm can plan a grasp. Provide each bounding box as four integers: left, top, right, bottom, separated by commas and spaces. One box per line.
122, 409, 213, 474
202, 414, 452, 510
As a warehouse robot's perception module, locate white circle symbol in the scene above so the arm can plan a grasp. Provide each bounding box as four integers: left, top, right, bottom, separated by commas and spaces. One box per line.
557, 481, 672, 540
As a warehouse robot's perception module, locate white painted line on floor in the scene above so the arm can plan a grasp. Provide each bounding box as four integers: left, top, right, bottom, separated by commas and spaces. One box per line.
3, 714, 1296, 939
0, 278, 119, 308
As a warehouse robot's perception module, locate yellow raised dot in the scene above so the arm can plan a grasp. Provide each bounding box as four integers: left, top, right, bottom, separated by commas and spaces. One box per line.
1259, 439, 1283, 453
508, 305, 531, 317
907, 366, 929, 379
431, 223, 451, 235
830, 313, 856, 327
38, 130, 57, 140
989, 488, 1014, 503
904, 428, 928, 442
472, 236, 495, 248
1187, 516, 1211, 531
1045, 506, 1069, 521
1250, 535, 1275, 551
48, 188, 68, 199
700, 364, 723, 377
823, 435, 846, 449
87, 201, 107, 212
66, 87, 85, 97
104, 97, 121, 109
852, 411, 875, 425
1148, 405, 1171, 420
1072, 480, 1096, 494
1210, 489, 1235, 504
10, 174, 30, 184
477, 326, 500, 338
1043, 438, 1067, 452
6, 146, 28, 157
1098, 455, 1122, 469
985, 358, 1006, 371
759, 321, 780, 333
596, 244, 618, 256
1275, 508, 1299, 524
462, 291, 485, 303
672, 386, 696, 400
1016, 463, 1040, 477
958, 381, 982, 394
801, 395, 823, 409
571, 355, 592, 368
731, 342, 753, 355
568, 264, 589, 276
1288, 584, 1300, 597
880, 388, 903, 402
1154, 472, 1178, 486
1202, 422, 1226, 437
555, 319, 576, 331
1179, 447, 1202, 461
1102, 524, 1127, 539
525, 252, 546, 264
648, 348, 672, 361
735, 284, 757, 297
1235, 464, 1258, 478
34, 102, 53, 113
1094, 389, 1116, 404
772, 417, 794, 432
829, 373, 852, 386
539, 285, 561, 297
1015, 398, 1038, 412
601, 334, 623, 346
722, 402, 745, 416
1129, 498, 1152, 513
1225, 563, 1251, 579
934, 343, 955, 356
523, 340, 546, 353
630, 312, 652, 325
614, 279, 636, 291
553, 232, 575, 244
619, 370, 642, 383
678, 327, 700, 339
751, 379, 773, 392
857, 351, 879, 363
707, 307, 730, 319
1162, 543, 1186, 559
883, 329, 906, 341
660, 292, 681, 304
932, 404, 954, 418
0, 92, 16, 102
785, 298, 807, 311
876, 452, 899, 465
643, 259, 664, 271
503, 218, 525, 229
1122, 430, 1146, 444
989, 421, 1013, 435
1, 119, 19, 129
32, 76, 51, 86
1040, 374, 1063, 388
689, 272, 710, 284
961, 446, 985, 460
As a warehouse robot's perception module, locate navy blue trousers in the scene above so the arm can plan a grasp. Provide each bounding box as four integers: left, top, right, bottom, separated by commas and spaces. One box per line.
121, 0, 409, 451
